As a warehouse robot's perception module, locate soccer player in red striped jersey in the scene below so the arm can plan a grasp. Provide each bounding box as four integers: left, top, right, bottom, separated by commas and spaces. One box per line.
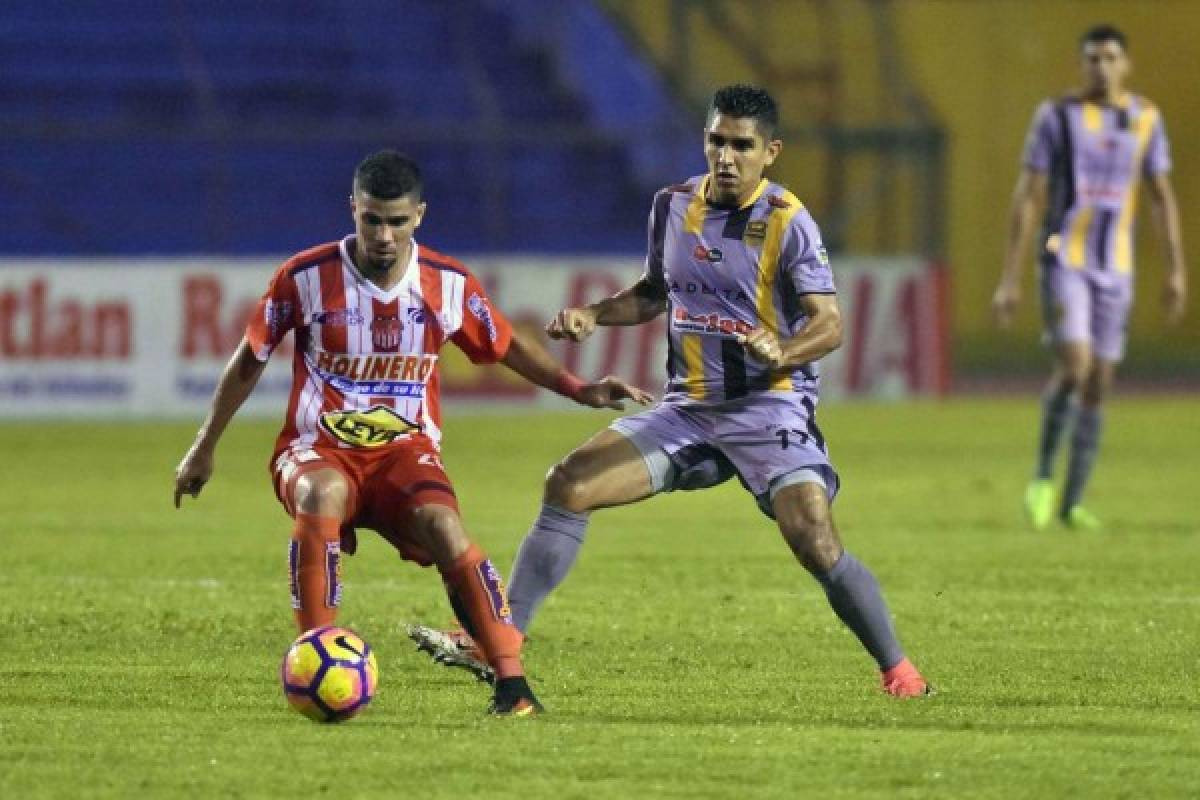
173, 150, 650, 716
993, 25, 1188, 530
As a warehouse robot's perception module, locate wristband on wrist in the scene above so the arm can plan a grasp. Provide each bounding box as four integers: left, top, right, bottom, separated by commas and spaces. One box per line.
553, 371, 586, 401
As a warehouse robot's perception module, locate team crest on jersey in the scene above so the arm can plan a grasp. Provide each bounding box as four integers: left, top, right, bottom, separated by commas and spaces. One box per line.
320, 404, 421, 448
466, 293, 498, 342
693, 244, 723, 263
370, 315, 403, 352
743, 220, 768, 245
311, 309, 366, 326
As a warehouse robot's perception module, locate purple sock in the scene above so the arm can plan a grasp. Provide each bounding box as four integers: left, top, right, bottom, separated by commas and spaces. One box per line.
816, 552, 905, 671
1036, 387, 1075, 480
1062, 408, 1103, 513
508, 504, 589, 634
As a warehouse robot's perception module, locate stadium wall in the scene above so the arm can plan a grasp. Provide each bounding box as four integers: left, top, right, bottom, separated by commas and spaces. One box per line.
609, 1, 1200, 380
895, 2, 1200, 378
0, 258, 946, 418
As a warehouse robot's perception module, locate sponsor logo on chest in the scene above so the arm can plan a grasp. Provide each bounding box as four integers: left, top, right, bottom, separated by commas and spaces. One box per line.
313, 351, 437, 397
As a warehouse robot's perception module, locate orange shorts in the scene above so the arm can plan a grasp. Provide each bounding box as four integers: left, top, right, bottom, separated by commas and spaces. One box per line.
271, 436, 459, 566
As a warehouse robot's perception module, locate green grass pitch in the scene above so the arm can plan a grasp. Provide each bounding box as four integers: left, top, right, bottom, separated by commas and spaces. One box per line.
1, 398, 1197, 799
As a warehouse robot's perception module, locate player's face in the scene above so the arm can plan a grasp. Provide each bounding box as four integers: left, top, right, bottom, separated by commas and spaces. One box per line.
704, 114, 781, 205
350, 190, 425, 273
1080, 40, 1129, 96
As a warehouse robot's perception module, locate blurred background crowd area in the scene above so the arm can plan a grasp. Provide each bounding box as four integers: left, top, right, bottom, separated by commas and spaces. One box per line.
2, 0, 1197, 383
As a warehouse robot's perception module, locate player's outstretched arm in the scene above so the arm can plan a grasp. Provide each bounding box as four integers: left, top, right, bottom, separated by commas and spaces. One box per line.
738, 293, 843, 370
545, 277, 667, 341
174, 338, 267, 508
1147, 172, 1188, 324
500, 331, 653, 410
993, 168, 1048, 327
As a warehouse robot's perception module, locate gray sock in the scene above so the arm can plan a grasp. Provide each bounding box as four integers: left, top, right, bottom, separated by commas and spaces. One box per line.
816, 552, 905, 671
1062, 407, 1103, 513
1036, 388, 1075, 480
507, 504, 589, 634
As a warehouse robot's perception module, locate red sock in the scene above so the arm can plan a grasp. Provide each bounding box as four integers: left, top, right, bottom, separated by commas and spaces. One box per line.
439, 544, 524, 679
289, 513, 343, 633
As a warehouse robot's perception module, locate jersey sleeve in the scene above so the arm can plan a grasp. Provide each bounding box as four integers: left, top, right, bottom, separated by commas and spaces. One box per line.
782, 209, 836, 295
244, 266, 300, 362
1022, 100, 1059, 174
1143, 111, 1172, 177
640, 188, 671, 292
451, 272, 514, 364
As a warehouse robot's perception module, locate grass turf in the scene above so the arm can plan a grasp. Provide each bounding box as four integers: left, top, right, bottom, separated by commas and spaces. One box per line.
1, 398, 1197, 798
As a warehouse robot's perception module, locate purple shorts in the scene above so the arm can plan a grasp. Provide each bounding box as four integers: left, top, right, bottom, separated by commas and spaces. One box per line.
610, 393, 839, 518
1040, 263, 1133, 362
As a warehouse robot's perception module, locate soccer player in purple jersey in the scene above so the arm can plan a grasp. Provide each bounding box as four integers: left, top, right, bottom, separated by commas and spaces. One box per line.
410, 84, 931, 698
992, 25, 1188, 530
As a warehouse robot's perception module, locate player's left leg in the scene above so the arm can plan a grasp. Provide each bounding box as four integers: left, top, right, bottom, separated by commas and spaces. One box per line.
403, 503, 541, 715
1059, 357, 1116, 528
1058, 277, 1131, 528
1028, 265, 1094, 528
366, 441, 539, 714
772, 481, 931, 697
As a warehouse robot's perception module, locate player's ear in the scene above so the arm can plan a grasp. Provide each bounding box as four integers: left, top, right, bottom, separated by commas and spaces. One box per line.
763, 138, 783, 167
414, 201, 427, 228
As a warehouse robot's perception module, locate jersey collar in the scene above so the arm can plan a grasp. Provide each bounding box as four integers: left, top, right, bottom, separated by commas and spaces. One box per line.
338, 235, 420, 302
699, 175, 769, 210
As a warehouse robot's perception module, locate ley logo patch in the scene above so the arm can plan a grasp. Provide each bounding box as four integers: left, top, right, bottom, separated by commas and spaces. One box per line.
320, 404, 420, 448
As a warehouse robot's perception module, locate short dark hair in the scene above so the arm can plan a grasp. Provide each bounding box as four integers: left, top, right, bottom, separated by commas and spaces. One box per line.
354, 150, 422, 200
1080, 24, 1127, 52
708, 84, 780, 140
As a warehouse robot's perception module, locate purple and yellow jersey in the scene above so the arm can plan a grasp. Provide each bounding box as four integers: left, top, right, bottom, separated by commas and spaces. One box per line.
1023, 94, 1171, 275
643, 174, 835, 406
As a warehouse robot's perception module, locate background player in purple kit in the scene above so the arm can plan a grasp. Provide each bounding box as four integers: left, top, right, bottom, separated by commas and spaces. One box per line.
992, 25, 1188, 530
411, 84, 931, 698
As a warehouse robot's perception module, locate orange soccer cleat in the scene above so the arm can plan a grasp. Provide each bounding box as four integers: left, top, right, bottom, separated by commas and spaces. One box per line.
881, 658, 934, 698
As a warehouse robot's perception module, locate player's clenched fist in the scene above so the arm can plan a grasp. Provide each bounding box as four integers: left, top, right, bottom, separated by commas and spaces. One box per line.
546, 307, 598, 341
736, 328, 785, 369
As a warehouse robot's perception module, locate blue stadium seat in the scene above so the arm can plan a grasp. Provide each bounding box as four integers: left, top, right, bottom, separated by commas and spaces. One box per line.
0, 0, 654, 254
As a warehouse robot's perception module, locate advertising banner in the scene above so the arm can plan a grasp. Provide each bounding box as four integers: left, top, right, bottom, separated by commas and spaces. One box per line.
0, 256, 947, 417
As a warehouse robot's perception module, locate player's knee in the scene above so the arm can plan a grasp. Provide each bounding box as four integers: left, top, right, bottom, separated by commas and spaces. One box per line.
1058, 357, 1091, 392
775, 492, 841, 573
543, 460, 594, 513
409, 505, 469, 563
1081, 365, 1112, 407
786, 521, 842, 574
293, 472, 349, 516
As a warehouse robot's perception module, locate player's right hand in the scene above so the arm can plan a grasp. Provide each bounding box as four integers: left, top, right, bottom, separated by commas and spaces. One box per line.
174, 444, 214, 508
991, 282, 1020, 328
576, 376, 654, 410
546, 307, 598, 342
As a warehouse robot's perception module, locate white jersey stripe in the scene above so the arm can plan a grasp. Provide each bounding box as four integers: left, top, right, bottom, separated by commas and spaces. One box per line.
292, 267, 325, 449
441, 271, 465, 337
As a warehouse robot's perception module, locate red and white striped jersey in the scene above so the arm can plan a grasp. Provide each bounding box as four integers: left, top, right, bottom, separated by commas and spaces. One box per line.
245, 235, 513, 455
